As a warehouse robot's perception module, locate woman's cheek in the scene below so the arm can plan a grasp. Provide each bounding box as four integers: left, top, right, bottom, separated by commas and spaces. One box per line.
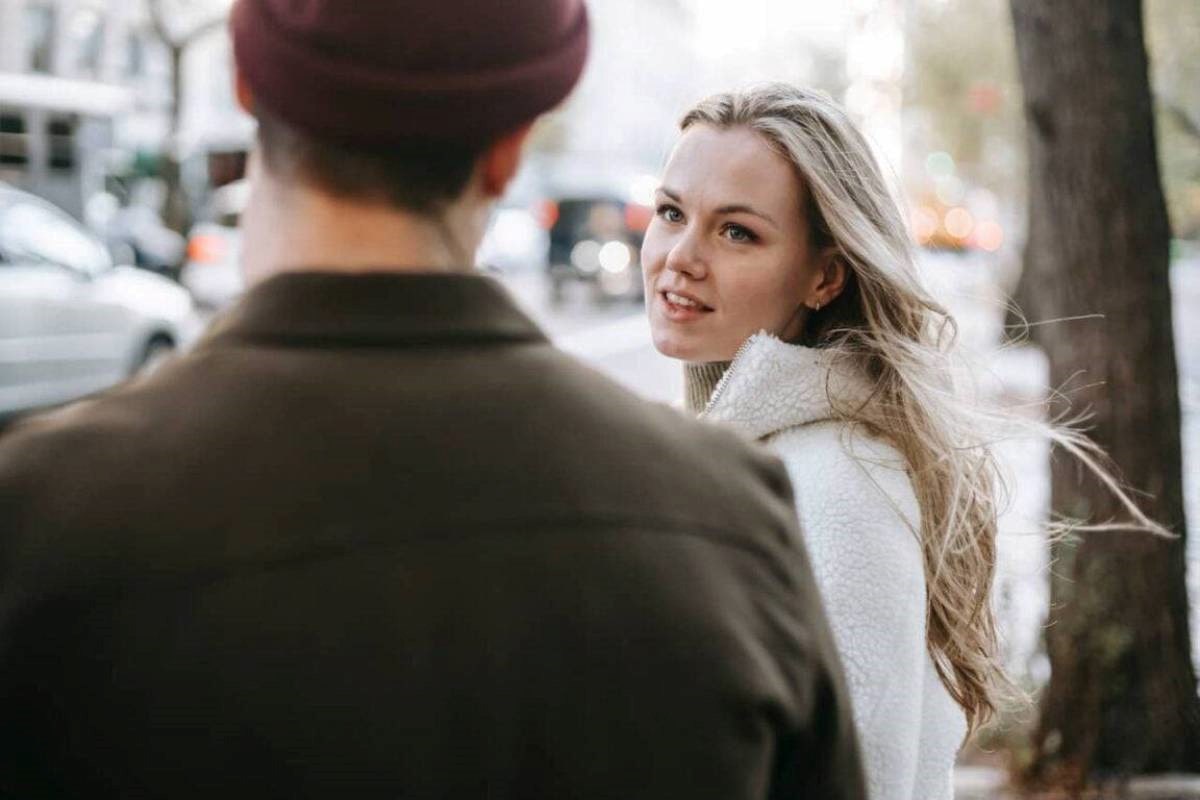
728, 280, 775, 338
639, 237, 659, 270
639, 234, 665, 277
641, 219, 671, 261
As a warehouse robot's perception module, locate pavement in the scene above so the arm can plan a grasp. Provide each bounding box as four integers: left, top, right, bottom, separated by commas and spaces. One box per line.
955, 766, 1200, 799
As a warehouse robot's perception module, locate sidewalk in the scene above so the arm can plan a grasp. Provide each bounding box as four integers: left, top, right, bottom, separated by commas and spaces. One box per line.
956, 767, 1200, 799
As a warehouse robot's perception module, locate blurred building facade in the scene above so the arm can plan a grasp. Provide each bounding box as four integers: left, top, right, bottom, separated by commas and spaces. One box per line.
525, 0, 853, 203
845, 0, 905, 187
0, 0, 243, 220
523, 0, 700, 199
0, 0, 137, 217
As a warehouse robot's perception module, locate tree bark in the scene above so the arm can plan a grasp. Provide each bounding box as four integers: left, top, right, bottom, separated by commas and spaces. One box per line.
1009, 0, 1200, 787
161, 43, 189, 235
146, 2, 225, 235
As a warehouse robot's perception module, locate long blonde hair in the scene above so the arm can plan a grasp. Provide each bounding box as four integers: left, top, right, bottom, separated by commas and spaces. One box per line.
681, 83, 1167, 735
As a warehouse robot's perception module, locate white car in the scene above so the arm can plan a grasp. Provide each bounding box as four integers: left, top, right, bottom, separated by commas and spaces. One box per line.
0, 185, 198, 419
476, 203, 549, 275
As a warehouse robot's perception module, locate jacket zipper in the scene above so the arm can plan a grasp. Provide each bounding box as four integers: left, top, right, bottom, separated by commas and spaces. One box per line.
703, 332, 763, 416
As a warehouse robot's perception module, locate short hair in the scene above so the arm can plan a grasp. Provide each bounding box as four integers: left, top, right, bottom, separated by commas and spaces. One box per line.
254, 103, 487, 214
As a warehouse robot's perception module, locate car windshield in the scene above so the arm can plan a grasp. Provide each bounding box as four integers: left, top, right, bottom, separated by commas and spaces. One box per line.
552, 199, 625, 240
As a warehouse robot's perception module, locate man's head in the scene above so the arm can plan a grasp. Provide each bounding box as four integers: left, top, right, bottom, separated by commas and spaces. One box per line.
229, 0, 588, 276
249, 102, 493, 216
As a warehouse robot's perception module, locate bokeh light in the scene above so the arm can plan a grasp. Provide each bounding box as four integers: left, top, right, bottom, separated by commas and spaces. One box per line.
943, 207, 974, 239
974, 219, 1004, 252
925, 151, 956, 177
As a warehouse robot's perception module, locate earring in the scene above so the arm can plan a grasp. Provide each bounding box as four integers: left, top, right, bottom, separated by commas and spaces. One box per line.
812, 299, 821, 312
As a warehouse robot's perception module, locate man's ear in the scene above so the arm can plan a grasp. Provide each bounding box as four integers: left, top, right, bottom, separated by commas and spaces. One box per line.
235, 70, 254, 114
480, 123, 534, 199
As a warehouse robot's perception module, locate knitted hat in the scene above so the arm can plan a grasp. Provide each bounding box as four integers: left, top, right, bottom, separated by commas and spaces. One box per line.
231, 0, 589, 147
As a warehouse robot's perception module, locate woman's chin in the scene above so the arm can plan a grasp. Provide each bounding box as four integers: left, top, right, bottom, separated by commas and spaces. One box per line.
649, 330, 688, 361
650, 330, 717, 363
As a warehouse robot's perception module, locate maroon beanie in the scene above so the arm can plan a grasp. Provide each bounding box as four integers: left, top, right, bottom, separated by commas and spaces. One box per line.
231, 0, 589, 148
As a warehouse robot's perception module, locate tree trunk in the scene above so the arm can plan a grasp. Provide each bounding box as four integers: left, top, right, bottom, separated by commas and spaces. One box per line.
1009, 0, 1200, 787
145, 1, 226, 236
161, 44, 190, 235
1002, 261, 1043, 348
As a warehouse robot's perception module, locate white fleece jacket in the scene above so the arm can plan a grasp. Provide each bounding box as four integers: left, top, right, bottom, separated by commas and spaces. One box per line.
701, 333, 966, 800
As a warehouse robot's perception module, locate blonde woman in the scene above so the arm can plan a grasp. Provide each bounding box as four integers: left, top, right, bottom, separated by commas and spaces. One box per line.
641, 84, 1159, 799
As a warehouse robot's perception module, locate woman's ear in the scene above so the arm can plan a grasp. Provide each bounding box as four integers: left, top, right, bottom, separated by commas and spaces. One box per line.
812, 247, 847, 307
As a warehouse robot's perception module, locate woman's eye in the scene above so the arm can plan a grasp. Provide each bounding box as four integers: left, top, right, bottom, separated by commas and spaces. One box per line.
724, 224, 757, 243
657, 204, 683, 223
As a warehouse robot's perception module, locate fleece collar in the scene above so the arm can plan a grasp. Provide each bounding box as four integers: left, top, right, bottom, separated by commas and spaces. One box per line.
702, 333, 875, 441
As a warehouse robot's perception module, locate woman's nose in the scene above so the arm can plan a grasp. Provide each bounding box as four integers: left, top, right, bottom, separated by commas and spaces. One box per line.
665, 232, 707, 280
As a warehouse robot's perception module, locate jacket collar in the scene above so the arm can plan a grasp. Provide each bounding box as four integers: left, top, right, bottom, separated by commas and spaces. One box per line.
202, 270, 547, 349
702, 332, 875, 441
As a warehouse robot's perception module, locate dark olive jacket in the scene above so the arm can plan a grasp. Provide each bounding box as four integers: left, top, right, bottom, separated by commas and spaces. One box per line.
0, 271, 864, 799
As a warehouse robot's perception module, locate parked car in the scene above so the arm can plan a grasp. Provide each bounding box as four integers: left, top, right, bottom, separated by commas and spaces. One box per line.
476, 202, 549, 275
104, 203, 188, 280
0, 185, 197, 420
545, 195, 651, 305
180, 179, 248, 310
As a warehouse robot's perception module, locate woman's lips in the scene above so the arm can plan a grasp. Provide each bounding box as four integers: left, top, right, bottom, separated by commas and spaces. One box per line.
659, 290, 714, 321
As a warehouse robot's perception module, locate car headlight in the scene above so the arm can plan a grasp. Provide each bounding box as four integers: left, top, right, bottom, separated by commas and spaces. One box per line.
598, 241, 631, 274
570, 239, 602, 273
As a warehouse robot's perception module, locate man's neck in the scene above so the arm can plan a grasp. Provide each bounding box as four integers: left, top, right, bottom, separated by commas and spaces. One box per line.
240, 173, 486, 287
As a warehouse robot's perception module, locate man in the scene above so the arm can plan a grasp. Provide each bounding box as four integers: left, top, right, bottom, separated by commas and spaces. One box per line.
0, 1, 864, 797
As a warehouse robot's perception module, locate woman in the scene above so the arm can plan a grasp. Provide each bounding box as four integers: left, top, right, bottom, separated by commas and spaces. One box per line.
641, 84, 1160, 799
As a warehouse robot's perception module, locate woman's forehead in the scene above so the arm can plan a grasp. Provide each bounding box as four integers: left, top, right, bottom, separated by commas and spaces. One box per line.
663, 124, 803, 212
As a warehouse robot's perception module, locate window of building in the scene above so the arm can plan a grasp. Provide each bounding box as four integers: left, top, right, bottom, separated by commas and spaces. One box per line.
126, 31, 145, 78
47, 116, 76, 171
70, 8, 106, 78
0, 113, 29, 168
24, 3, 56, 74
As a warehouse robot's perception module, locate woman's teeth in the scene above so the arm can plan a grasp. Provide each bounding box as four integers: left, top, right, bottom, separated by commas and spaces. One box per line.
666, 292, 702, 309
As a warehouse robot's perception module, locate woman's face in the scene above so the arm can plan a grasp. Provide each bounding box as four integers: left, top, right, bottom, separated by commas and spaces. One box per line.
641, 123, 830, 362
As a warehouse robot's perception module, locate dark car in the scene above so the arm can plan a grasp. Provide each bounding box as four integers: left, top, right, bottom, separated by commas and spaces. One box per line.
546, 195, 652, 304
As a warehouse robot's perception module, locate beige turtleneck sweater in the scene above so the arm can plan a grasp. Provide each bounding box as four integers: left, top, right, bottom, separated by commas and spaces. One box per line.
683, 361, 731, 415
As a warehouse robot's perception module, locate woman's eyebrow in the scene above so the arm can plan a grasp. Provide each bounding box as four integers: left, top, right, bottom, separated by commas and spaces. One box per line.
715, 203, 778, 229
657, 187, 778, 229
